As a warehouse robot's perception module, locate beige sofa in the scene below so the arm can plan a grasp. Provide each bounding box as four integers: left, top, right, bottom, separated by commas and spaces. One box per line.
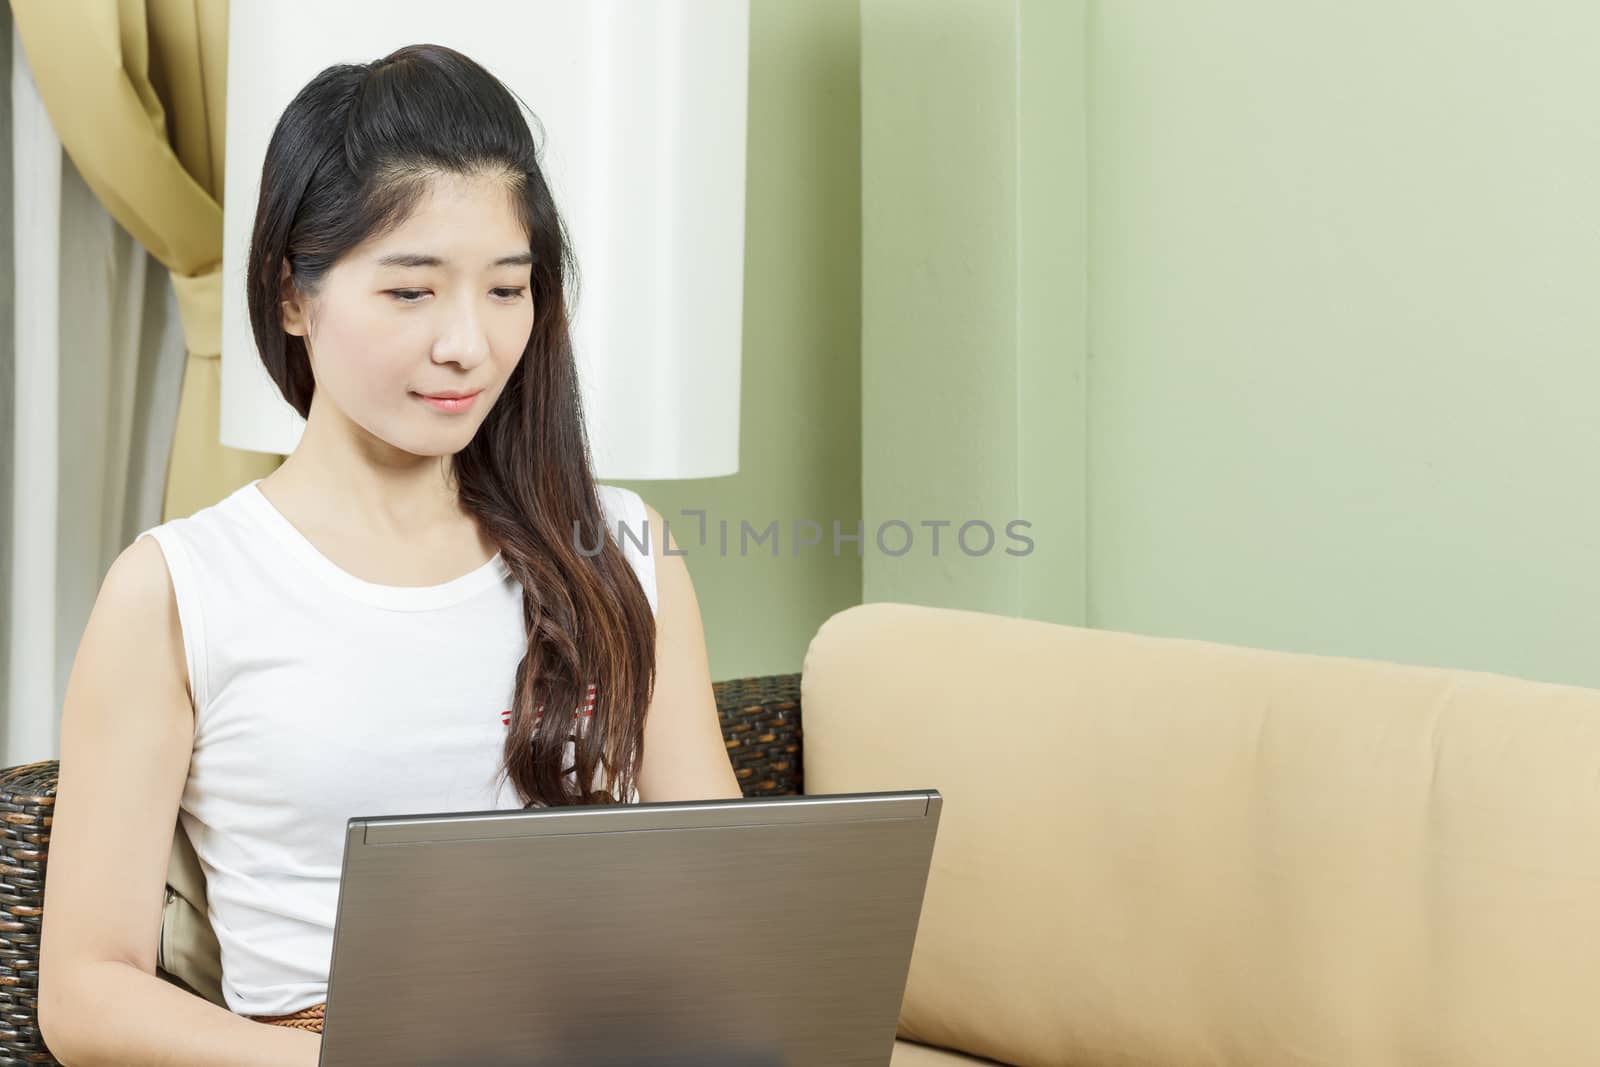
91, 602, 1600, 1062
804, 604, 1600, 1066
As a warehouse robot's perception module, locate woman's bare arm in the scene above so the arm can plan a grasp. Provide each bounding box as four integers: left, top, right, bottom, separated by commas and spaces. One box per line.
38, 535, 320, 1066
633, 501, 743, 804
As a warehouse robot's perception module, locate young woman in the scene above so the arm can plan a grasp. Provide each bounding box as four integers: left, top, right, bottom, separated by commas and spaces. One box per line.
39, 43, 740, 1065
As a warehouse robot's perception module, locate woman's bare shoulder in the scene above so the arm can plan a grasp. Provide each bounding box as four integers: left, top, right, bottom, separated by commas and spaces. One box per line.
103, 535, 195, 713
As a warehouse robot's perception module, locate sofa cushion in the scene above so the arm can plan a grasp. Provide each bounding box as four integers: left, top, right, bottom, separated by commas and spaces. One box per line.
157, 817, 225, 1006
800, 602, 1600, 1067
891, 1037, 1007, 1065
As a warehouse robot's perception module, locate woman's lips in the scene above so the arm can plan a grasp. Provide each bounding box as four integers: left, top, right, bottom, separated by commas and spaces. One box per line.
413, 390, 481, 413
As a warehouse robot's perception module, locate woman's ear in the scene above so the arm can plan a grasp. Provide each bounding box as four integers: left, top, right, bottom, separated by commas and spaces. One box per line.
279, 259, 309, 338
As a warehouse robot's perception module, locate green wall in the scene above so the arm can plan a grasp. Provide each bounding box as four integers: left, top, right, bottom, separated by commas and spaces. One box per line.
646, 0, 1600, 691
1087, 1, 1600, 688
860, 0, 1600, 690
614, 0, 863, 682
860, 0, 1086, 622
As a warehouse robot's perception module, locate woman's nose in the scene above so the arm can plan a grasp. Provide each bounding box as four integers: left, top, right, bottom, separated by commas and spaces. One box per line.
433, 305, 491, 367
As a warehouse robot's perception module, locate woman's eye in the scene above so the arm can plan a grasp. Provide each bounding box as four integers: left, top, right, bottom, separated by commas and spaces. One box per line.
387, 288, 525, 304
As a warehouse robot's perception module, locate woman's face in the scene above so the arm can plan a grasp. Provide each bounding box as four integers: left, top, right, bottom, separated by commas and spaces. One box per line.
280, 169, 536, 461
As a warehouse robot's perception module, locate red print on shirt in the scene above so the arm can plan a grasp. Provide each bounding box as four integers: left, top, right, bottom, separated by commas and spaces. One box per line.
500, 682, 598, 727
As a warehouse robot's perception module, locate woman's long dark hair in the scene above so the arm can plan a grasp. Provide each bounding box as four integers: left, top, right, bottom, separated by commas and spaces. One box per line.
245, 43, 655, 807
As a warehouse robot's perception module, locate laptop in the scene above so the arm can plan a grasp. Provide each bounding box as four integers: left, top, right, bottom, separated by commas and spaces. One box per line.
318, 789, 943, 1066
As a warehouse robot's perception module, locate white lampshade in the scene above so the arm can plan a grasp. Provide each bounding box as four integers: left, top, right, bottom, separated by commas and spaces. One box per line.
219, 0, 747, 480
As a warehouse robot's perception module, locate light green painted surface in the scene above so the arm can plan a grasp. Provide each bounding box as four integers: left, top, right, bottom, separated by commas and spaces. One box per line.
1087, 1, 1600, 687
651, 0, 1600, 690
1018, 0, 1089, 626
612, 0, 863, 682
860, 0, 1086, 621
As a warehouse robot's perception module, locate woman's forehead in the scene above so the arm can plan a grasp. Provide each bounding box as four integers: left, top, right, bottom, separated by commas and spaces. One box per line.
356, 196, 528, 270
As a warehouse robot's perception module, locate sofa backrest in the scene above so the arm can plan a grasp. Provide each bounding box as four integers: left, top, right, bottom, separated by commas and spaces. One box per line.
799, 602, 1600, 1067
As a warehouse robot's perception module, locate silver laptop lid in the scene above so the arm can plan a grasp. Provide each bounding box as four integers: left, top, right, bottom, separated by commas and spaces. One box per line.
320, 789, 943, 1066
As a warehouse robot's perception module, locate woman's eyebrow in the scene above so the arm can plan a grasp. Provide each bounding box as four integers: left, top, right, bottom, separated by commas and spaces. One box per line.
374, 251, 533, 268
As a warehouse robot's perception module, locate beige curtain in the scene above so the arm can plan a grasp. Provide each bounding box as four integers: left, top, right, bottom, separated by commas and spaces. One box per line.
11, 0, 281, 521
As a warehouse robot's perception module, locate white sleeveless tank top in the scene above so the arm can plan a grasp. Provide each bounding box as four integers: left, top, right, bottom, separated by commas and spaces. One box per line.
135, 479, 657, 1017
